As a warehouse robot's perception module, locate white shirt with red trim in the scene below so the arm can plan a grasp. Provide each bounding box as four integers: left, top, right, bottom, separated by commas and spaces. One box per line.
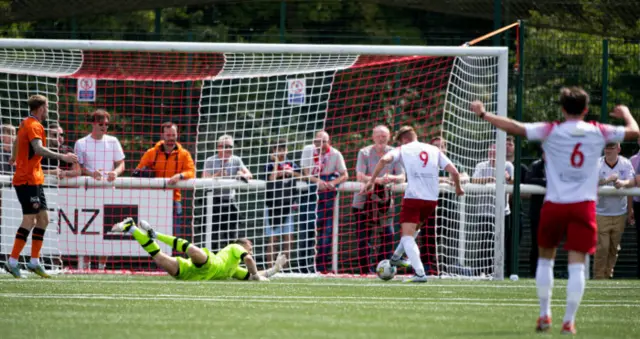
300, 145, 346, 177
596, 156, 635, 216
388, 141, 451, 201
525, 120, 625, 204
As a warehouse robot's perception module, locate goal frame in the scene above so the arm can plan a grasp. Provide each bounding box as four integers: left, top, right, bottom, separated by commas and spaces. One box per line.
0, 38, 509, 279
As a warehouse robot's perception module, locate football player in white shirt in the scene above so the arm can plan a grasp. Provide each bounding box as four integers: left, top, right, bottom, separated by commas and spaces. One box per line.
361, 126, 464, 282
471, 87, 639, 335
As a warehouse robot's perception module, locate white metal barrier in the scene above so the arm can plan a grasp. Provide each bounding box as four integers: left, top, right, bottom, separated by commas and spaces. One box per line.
1, 175, 637, 274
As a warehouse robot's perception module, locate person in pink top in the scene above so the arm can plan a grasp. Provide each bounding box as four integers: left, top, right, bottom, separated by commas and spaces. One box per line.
471, 87, 639, 335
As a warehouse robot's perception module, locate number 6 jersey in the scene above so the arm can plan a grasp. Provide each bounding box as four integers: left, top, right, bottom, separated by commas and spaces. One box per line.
525, 120, 625, 203
388, 141, 452, 201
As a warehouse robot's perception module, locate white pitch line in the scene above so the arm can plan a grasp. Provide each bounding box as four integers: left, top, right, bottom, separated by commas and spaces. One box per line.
0, 293, 638, 308
1, 292, 635, 304
0, 278, 639, 290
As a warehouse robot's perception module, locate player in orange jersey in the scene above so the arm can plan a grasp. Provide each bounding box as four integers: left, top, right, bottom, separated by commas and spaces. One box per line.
4, 95, 77, 278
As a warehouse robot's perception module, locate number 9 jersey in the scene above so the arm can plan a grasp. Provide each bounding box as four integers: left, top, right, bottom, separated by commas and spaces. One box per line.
525, 120, 625, 203
387, 141, 452, 201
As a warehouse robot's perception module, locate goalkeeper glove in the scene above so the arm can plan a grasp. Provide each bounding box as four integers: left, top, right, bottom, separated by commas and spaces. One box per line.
274, 253, 287, 270
263, 253, 287, 278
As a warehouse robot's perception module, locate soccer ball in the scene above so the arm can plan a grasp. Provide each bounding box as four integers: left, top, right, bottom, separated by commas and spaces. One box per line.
376, 259, 397, 281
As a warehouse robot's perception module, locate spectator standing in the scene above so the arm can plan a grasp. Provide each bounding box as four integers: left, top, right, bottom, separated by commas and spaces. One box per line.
594, 142, 635, 279
471, 143, 515, 275
135, 122, 195, 239
264, 139, 301, 266
73, 109, 125, 270
300, 130, 348, 272
352, 125, 404, 273
202, 135, 252, 252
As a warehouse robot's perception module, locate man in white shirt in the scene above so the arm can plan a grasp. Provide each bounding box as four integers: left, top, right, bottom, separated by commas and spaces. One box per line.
471, 143, 515, 275
73, 109, 125, 182
471, 87, 639, 334
595, 142, 635, 279
362, 126, 464, 282
300, 130, 348, 272
73, 109, 126, 270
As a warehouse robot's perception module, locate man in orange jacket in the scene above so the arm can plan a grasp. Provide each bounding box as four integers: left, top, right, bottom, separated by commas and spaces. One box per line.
136, 122, 195, 239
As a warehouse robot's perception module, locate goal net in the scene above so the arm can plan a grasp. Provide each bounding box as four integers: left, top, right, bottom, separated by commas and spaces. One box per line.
0, 40, 508, 279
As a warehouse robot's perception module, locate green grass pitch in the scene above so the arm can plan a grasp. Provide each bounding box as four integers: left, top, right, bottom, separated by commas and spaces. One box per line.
1, 275, 639, 339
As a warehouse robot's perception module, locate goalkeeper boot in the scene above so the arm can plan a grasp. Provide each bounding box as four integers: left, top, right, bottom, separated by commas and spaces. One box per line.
26, 262, 51, 279
403, 274, 428, 283
4, 262, 21, 279
560, 321, 576, 335
535, 315, 552, 333
390, 257, 411, 268
111, 217, 136, 233
136, 219, 156, 239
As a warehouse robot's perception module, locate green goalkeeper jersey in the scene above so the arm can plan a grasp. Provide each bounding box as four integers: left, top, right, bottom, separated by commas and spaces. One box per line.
175, 243, 249, 281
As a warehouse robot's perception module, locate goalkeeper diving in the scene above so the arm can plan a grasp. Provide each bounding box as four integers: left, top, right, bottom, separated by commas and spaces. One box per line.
111, 218, 285, 281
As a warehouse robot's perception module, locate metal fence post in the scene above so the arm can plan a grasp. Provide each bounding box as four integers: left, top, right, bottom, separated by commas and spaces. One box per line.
279, 1, 286, 43
512, 20, 525, 277
601, 39, 610, 123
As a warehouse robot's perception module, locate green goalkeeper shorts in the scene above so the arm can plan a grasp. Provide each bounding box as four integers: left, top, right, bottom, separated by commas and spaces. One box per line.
175, 247, 217, 281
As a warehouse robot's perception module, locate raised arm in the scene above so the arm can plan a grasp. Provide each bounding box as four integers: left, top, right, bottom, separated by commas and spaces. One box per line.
471, 101, 527, 137
609, 105, 640, 141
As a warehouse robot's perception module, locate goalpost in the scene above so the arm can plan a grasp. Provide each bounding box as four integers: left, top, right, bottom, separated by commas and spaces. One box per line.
0, 39, 509, 279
